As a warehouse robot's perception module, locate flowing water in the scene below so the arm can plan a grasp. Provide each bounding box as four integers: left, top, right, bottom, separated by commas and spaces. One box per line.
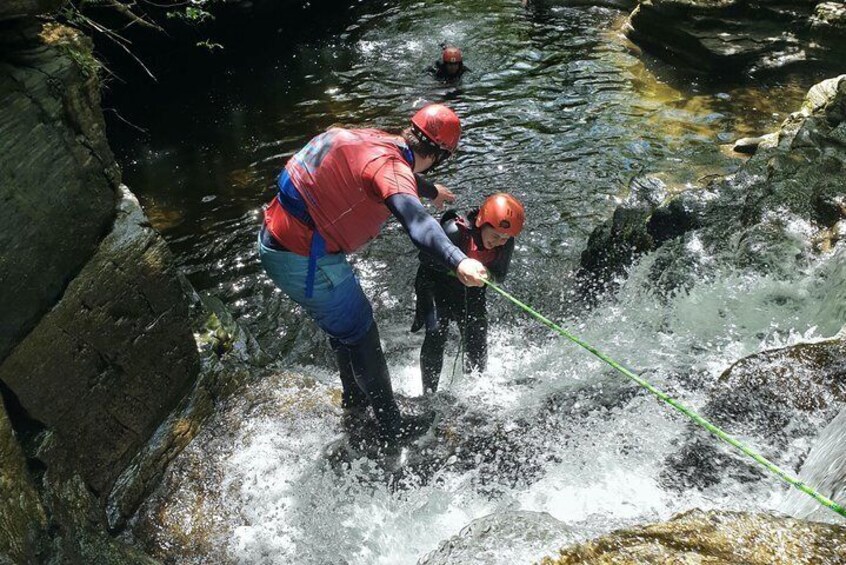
105, 0, 845, 563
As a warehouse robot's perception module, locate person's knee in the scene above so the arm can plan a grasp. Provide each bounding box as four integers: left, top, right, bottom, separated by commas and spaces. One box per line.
330, 316, 373, 345
313, 280, 374, 344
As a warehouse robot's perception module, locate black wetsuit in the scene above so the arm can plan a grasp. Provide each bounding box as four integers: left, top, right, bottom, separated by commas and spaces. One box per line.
412, 209, 514, 392
429, 61, 470, 82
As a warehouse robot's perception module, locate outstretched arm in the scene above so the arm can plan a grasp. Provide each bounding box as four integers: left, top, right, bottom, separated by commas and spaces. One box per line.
386, 193, 465, 269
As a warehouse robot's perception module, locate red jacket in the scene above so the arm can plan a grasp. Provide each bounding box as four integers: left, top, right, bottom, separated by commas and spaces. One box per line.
264, 128, 418, 255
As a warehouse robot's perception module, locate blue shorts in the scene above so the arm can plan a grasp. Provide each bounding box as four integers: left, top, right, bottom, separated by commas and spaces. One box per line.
258, 231, 373, 345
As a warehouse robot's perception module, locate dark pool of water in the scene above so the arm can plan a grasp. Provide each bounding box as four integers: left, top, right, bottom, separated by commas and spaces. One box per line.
104, 0, 830, 355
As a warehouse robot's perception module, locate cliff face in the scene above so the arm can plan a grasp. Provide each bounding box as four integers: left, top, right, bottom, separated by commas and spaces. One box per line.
0, 21, 117, 362
0, 5, 211, 562
0, 400, 46, 564
623, 0, 846, 76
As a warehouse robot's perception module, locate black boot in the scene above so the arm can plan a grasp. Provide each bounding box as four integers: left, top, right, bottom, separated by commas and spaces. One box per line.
348, 322, 433, 448
331, 338, 374, 444
330, 338, 369, 411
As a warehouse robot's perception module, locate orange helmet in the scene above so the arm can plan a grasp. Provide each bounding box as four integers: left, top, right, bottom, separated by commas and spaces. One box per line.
410, 103, 461, 155
442, 46, 462, 64
476, 193, 525, 237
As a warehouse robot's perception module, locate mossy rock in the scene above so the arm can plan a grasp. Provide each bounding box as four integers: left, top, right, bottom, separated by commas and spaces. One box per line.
542, 509, 846, 564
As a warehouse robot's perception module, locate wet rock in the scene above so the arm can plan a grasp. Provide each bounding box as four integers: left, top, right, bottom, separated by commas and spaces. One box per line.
732, 133, 778, 155
0, 11, 261, 563
646, 193, 702, 246
717, 335, 846, 414
0, 0, 65, 20
529, 0, 636, 10
811, 1, 846, 33
1, 395, 159, 564
624, 0, 846, 76
801, 73, 846, 125
578, 191, 705, 290
661, 438, 764, 492
324, 395, 550, 494
580, 74, 846, 294
419, 510, 578, 565
0, 400, 47, 564
0, 22, 117, 362
733, 135, 765, 155
128, 370, 338, 563
39, 470, 160, 564
106, 286, 264, 531
541, 509, 846, 564
578, 204, 654, 286
0, 186, 199, 501
663, 334, 846, 493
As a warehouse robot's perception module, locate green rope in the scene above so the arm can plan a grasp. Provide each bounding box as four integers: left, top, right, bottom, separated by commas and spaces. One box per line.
483, 278, 846, 520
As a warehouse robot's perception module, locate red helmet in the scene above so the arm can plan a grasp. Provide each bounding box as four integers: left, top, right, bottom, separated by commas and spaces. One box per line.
410, 104, 461, 154
442, 46, 462, 64
476, 193, 525, 237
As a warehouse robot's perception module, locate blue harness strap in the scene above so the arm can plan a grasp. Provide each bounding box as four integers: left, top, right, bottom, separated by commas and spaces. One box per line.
276, 170, 326, 298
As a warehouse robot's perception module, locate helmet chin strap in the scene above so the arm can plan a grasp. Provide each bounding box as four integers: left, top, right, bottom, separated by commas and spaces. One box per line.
418, 159, 437, 175
408, 123, 453, 173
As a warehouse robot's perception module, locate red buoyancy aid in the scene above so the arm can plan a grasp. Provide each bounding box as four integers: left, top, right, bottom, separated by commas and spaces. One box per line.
283, 128, 417, 253
455, 215, 500, 266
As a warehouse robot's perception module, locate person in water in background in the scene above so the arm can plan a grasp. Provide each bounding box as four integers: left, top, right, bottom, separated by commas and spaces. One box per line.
259, 104, 489, 451
411, 193, 525, 393
430, 45, 469, 82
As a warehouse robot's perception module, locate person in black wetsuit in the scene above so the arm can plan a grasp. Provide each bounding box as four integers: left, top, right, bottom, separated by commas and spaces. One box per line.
411, 193, 525, 393
430, 45, 470, 82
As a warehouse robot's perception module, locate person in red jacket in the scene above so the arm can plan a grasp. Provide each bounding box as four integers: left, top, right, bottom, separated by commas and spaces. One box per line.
258, 104, 488, 451
411, 194, 525, 393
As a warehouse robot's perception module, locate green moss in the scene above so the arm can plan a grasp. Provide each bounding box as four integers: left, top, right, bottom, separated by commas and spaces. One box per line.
40, 23, 101, 79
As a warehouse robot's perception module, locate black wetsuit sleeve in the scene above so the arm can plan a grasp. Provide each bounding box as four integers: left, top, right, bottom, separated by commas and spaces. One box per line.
488, 237, 515, 282
414, 174, 439, 200
386, 193, 467, 270
419, 217, 462, 270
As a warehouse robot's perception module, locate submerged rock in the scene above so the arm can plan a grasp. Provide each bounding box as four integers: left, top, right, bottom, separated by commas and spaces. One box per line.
662, 333, 846, 492
717, 334, 846, 414
524, 0, 636, 11
419, 510, 577, 565
541, 509, 846, 564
